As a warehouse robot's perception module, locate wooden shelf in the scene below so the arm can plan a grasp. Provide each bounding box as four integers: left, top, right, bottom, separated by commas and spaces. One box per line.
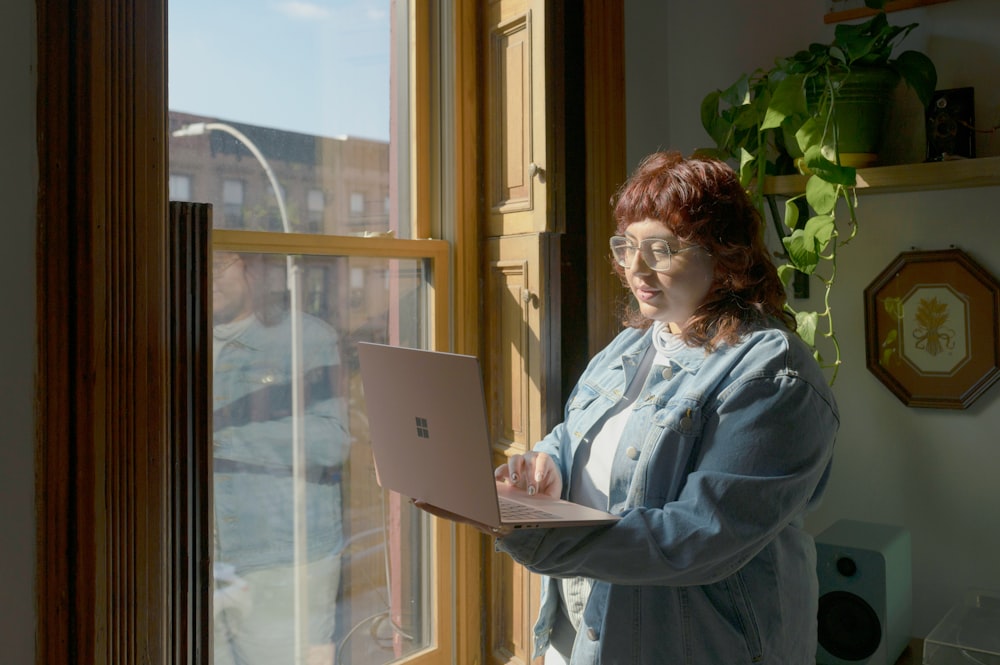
762, 155, 1000, 197
825, 0, 952, 24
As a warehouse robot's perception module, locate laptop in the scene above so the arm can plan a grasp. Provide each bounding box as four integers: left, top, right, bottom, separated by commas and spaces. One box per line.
357, 342, 620, 529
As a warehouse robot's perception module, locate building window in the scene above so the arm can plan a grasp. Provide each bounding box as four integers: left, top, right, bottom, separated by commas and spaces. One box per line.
307, 188, 325, 233
222, 179, 244, 228
350, 191, 365, 216
170, 174, 192, 201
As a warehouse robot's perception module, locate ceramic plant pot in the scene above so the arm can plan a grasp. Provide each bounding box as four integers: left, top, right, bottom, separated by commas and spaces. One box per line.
810, 66, 901, 168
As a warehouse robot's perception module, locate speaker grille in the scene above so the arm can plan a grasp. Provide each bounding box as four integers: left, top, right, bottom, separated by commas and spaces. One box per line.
817, 590, 882, 661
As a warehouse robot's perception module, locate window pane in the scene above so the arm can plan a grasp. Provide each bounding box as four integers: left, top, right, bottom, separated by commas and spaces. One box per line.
170, 174, 192, 201
211, 249, 433, 664
168, 0, 408, 239
169, 2, 435, 663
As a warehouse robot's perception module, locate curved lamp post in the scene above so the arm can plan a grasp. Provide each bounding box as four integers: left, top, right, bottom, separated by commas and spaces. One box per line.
173, 121, 310, 664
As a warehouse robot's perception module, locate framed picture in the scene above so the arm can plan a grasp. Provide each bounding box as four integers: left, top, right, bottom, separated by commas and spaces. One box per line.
864, 248, 1000, 409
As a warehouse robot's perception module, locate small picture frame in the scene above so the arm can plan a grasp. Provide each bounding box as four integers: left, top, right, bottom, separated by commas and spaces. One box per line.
864, 248, 1000, 409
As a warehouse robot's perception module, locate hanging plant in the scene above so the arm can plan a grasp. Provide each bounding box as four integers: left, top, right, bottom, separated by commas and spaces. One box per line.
697, 0, 936, 383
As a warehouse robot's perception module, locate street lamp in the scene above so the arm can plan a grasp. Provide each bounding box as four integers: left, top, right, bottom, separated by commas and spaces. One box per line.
173, 120, 311, 664
172, 122, 291, 233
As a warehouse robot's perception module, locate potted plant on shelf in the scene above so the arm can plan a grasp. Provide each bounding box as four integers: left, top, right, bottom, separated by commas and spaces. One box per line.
697, 0, 936, 383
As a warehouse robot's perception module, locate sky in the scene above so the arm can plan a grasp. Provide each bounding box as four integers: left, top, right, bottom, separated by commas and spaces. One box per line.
169, 0, 391, 141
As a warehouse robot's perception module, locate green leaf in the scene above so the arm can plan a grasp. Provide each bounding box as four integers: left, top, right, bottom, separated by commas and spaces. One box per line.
835, 14, 890, 64
803, 214, 836, 254
720, 74, 752, 108
783, 198, 801, 231
782, 228, 819, 274
777, 263, 797, 287
762, 74, 806, 130
802, 145, 857, 187
738, 148, 757, 187
796, 311, 820, 347
805, 176, 838, 215
794, 117, 823, 156
700, 90, 723, 142
893, 50, 937, 106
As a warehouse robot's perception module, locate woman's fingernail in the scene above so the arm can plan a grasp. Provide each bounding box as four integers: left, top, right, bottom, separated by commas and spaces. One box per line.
527, 485, 536, 495
511, 472, 519, 483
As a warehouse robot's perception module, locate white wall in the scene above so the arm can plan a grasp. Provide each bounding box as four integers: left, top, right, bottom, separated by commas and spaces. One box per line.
0, 0, 36, 663
627, 0, 1000, 637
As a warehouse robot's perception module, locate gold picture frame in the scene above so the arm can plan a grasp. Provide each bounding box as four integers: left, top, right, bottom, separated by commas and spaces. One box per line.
864, 248, 1000, 409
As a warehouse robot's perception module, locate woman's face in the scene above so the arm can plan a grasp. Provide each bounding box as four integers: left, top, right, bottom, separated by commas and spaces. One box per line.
622, 219, 716, 332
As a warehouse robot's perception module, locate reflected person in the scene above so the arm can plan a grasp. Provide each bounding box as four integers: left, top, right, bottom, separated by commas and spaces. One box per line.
212, 251, 350, 665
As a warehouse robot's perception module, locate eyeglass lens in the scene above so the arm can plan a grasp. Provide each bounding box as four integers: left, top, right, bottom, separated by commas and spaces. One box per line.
609, 237, 675, 271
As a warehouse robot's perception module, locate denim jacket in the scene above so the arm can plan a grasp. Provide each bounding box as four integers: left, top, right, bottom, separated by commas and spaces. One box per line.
496, 324, 839, 664
213, 312, 350, 572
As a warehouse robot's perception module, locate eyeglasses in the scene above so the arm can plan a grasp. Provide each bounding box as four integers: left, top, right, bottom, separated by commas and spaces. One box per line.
212, 256, 241, 276
609, 236, 700, 273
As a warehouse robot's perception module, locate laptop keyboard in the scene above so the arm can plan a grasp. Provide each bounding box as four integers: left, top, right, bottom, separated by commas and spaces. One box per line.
499, 497, 561, 521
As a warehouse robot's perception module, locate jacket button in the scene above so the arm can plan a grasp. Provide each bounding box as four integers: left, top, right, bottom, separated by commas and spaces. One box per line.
586, 627, 599, 641
661, 366, 673, 379
626, 446, 639, 460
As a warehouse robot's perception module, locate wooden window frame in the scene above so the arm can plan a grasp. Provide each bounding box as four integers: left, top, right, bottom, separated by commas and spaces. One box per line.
35, 1, 482, 663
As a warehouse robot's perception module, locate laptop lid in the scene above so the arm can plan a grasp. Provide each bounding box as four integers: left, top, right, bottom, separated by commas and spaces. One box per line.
357, 342, 619, 529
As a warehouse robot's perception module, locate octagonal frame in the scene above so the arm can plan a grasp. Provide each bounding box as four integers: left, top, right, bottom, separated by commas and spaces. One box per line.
864, 248, 1000, 409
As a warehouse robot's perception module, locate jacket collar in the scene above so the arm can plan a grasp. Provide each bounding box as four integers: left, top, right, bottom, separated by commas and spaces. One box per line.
610, 326, 708, 382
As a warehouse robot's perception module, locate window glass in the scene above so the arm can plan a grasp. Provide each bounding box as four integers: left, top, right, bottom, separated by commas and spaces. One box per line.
350, 192, 366, 215
210, 249, 433, 664
168, 0, 408, 239
222, 179, 245, 228
169, 2, 436, 663
170, 174, 192, 201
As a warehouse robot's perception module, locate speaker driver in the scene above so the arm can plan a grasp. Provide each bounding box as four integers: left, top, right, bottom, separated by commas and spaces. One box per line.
818, 590, 883, 661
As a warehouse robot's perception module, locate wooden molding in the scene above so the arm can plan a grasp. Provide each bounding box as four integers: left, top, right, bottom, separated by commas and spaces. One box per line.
584, 0, 628, 356
824, 0, 952, 24
35, 1, 188, 663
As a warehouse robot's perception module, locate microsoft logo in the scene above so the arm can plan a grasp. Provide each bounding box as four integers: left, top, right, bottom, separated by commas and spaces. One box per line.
415, 416, 429, 439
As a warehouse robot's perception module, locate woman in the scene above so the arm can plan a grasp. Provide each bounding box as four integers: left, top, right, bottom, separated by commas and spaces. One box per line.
425, 151, 839, 664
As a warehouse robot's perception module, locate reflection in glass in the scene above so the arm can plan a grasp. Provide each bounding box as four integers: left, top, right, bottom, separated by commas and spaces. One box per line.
168, 115, 399, 238
211, 250, 431, 664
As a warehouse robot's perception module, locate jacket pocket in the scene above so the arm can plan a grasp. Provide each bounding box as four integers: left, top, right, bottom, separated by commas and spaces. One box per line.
727, 570, 764, 662
638, 400, 704, 506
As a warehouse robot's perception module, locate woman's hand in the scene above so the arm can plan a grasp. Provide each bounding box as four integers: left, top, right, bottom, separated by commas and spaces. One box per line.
495, 451, 562, 499
412, 451, 561, 538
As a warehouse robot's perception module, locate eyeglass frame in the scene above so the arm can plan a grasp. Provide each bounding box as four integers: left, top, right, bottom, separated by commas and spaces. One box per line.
609, 235, 702, 273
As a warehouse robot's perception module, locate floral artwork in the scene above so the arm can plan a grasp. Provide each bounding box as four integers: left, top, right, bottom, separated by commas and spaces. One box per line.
864, 249, 1000, 409
912, 296, 957, 357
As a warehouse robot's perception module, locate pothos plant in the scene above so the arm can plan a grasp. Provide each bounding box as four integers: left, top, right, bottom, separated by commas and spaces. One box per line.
697, 0, 936, 383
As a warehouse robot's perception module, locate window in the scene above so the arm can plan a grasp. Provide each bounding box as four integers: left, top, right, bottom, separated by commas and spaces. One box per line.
169, 2, 457, 663
222, 179, 244, 228
170, 174, 192, 201
350, 191, 365, 216
307, 188, 325, 233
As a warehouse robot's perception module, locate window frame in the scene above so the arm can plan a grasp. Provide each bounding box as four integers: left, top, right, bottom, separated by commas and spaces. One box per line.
36, 1, 484, 664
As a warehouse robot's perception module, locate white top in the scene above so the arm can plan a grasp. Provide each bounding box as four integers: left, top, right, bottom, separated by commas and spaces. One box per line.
569, 322, 683, 509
